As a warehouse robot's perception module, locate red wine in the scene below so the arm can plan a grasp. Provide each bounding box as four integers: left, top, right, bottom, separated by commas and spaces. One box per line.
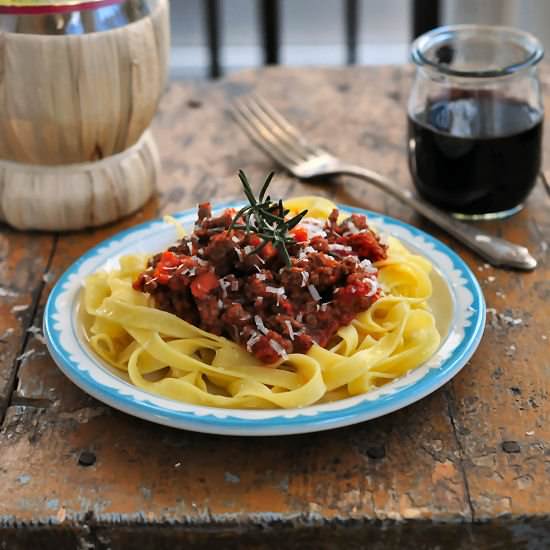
408, 95, 543, 215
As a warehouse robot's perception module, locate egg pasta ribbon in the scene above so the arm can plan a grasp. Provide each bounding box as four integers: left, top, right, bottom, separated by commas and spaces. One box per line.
82, 197, 440, 409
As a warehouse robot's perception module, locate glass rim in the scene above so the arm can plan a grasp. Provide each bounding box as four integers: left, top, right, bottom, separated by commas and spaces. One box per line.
411, 24, 544, 78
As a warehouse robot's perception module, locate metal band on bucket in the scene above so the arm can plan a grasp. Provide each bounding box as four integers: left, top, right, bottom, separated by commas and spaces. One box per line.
0, 0, 125, 14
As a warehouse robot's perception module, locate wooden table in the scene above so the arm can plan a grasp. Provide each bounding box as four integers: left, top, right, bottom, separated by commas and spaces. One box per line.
1, 66, 549, 549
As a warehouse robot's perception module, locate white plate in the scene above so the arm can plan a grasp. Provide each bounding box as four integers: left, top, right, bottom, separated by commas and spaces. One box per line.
44, 201, 485, 436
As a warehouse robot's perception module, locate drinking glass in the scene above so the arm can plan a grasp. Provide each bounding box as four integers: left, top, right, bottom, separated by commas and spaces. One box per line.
408, 25, 544, 219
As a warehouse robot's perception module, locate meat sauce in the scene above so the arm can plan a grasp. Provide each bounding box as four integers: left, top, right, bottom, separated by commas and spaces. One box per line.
133, 204, 388, 364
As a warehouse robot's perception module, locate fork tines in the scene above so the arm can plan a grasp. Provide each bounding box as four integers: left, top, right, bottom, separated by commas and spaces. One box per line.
230, 94, 321, 170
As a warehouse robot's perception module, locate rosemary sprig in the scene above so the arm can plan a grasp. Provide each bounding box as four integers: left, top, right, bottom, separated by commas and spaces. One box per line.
229, 170, 308, 266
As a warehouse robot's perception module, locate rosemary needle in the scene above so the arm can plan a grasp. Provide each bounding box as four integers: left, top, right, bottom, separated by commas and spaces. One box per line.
229, 171, 308, 266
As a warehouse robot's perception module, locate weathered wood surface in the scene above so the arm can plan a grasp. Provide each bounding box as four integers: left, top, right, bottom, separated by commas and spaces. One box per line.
0, 66, 549, 549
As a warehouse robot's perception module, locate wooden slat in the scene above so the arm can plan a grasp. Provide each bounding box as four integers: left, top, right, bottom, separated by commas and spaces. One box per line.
412, 0, 440, 39
205, 0, 221, 78
345, 0, 359, 65
259, 0, 280, 65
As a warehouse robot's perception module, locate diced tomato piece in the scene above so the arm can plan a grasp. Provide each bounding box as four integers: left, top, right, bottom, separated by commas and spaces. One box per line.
261, 242, 278, 261
153, 251, 182, 283
346, 232, 386, 261
290, 227, 308, 242
160, 251, 178, 266
248, 234, 261, 246
191, 271, 219, 299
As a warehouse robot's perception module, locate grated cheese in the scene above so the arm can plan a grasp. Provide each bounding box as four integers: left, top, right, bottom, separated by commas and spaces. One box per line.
344, 220, 360, 235
254, 315, 269, 335
246, 332, 261, 351
269, 339, 288, 360
299, 218, 327, 239
219, 279, 230, 297
266, 285, 286, 306
266, 286, 285, 295
365, 278, 378, 297
284, 320, 295, 341
307, 284, 321, 301
360, 259, 378, 274
328, 244, 352, 252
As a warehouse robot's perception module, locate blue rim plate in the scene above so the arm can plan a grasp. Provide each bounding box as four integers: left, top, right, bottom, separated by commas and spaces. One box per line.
44, 201, 485, 436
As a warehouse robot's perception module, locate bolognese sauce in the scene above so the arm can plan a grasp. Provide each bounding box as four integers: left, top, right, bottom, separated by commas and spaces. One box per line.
133, 203, 388, 364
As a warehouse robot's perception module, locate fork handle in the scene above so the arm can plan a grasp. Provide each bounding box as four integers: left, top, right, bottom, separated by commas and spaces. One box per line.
338, 164, 537, 271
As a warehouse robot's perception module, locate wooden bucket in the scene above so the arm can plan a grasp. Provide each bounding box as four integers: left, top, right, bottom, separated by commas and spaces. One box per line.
0, 0, 169, 231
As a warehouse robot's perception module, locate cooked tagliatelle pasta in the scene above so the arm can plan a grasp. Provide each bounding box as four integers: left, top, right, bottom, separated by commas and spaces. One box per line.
82, 195, 440, 409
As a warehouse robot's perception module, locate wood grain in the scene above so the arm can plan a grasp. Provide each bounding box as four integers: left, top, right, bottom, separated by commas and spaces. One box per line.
0, 229, 54, 416
0, 66, 549, 548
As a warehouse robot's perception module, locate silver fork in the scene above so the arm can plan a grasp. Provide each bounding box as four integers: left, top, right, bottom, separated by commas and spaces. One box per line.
230, 95, 537, 271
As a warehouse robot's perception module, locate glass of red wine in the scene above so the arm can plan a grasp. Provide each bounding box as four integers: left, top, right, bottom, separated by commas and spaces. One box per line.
408, 25, 544, 219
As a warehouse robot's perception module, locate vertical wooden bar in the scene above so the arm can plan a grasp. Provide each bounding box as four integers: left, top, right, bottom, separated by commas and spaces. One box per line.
345, 0, 359, 65
260, 0, 280, 65
205, 0, 221, 78
412, 0, 440, 39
